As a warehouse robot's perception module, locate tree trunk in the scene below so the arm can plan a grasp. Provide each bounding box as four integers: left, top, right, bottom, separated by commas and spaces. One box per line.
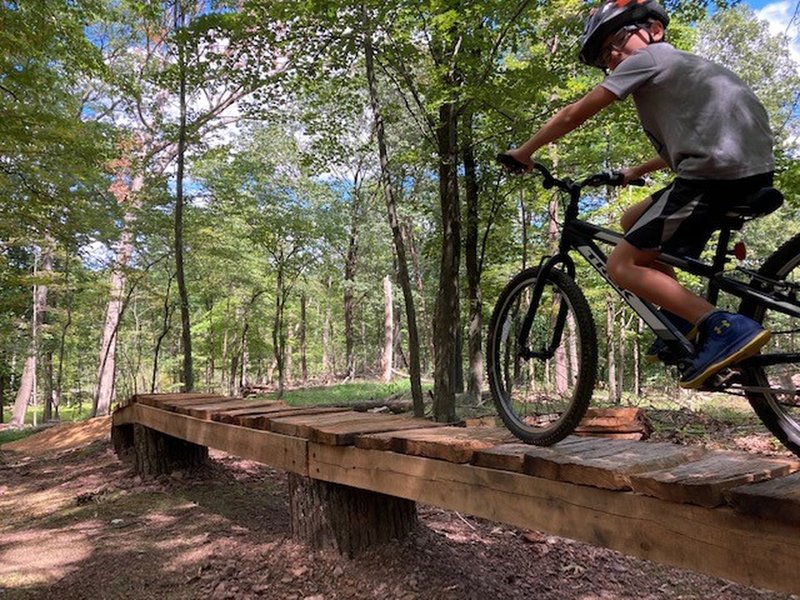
273, 261, 286, 398
94, 171, 141, 416
174, 8, 193, 393
403, 219, 434, 370
323, 279, 334, 382
300, 293, 308, 383
432, 100, 461, 423
132, 423, 208, 477
12, 247, 51, 426
462, 113, 483, 404
344, 190, 360, 381
634, 318, 642, 397
288, 473, 417, 557
362, 5, 424, 416
382, 276, 393, 382
607, 298, 618, 403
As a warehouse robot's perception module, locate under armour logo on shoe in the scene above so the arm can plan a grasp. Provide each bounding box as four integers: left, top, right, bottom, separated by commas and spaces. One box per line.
714, 320, 731, 335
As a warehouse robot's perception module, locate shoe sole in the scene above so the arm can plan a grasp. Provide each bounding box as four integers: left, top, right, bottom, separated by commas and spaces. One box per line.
645, 327, 699, 365
679, 330, 771, 390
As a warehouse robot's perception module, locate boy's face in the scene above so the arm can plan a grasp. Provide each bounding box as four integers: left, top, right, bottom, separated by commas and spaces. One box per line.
601, 22, 663, 71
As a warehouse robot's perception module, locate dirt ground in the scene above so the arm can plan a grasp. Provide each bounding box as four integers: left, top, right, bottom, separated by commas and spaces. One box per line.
1, 417, 798, 600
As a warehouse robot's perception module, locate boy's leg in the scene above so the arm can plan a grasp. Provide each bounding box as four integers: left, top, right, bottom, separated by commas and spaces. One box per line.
607, 240, 713, 324
607, 241, 770, 388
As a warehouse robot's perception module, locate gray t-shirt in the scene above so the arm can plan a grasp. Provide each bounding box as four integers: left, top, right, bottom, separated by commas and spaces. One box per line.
601, 43, 774, 180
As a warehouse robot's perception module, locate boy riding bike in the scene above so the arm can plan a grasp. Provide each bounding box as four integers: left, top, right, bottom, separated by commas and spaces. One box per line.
502, 0, 776, 389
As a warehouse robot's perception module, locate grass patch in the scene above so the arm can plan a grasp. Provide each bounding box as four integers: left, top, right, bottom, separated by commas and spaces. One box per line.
0, 404, 91, 426
269, 379, 429, 406
0, 428, 38, 445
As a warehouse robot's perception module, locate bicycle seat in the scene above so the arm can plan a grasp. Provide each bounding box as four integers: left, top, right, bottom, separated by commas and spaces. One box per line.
719, 187, 784, 229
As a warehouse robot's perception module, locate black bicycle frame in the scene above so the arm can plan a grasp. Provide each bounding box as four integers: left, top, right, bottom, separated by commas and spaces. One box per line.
518, 175, 800, 368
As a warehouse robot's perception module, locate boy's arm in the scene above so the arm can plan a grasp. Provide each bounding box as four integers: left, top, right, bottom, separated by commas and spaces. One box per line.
621, 156, 668, 184
505, 86, 618, 168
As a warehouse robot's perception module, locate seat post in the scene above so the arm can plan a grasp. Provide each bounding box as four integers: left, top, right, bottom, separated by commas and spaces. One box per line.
706, 227, 733, 306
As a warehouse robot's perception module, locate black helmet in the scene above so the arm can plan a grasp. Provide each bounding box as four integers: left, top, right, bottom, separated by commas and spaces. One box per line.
579, 0, 669, 68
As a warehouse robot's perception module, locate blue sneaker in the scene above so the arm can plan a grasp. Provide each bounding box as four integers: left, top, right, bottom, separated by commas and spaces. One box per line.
679, 311, 770, 389
645, 310, 696, 364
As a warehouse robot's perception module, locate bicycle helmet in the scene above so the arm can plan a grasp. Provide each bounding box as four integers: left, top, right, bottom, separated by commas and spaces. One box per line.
579, 0, 669, 69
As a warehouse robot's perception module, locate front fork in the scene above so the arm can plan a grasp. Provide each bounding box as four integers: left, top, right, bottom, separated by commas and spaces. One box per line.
517, 253, 576, 360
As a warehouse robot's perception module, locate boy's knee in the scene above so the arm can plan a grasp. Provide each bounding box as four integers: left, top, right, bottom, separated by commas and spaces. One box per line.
606, 251, 627, 287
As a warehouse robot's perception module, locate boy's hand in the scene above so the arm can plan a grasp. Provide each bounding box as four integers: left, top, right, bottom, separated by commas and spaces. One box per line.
619, 167, 642, 186
497, 150, 533, 174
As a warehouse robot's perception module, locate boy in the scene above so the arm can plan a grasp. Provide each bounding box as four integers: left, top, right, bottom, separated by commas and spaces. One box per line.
502, 0, 776, 389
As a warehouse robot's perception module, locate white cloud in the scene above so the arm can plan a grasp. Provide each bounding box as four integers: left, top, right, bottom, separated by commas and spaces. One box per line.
756, 1, 800, 62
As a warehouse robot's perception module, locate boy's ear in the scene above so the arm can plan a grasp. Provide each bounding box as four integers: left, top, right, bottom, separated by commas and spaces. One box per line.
649, 20, 665, 41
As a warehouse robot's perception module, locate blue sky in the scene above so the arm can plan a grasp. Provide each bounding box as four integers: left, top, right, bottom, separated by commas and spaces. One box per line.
746, 0, 800, 59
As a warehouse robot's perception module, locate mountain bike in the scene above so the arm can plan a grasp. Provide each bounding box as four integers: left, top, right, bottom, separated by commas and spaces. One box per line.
486, 155, 800, 457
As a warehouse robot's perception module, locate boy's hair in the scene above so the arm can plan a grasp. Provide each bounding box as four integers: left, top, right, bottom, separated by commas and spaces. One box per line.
579, 0, 669, 69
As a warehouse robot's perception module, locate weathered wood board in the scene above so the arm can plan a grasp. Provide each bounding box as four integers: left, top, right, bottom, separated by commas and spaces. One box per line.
308, 415, 447, 446
630, 451, 800, 507
239, 407, 352, 431
354, 426, 515, 463
177, 399, 280, 420
268, 411, 393, 439
726, 472, 800, 524
133, 393, 225, 409
523, 438, 706, 490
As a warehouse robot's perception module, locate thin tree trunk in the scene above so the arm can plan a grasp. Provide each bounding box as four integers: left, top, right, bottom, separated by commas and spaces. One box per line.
382, 276, 393, 382
607, 297, 618, 403
323, 279, 334, 382
462, 110, 483, 404
362, 5, 424, 416
151, 272, 176, 393
300, 293, 308, 383
273, 261, 286, 398
344, 186, 361, 381
174, 6, 193, 392
634, 318, 642, 397
12, 248, 50, 425
403, 219, 434, 369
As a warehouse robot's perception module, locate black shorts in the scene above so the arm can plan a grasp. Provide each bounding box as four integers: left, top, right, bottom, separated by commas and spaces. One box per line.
624, 172, 774, 258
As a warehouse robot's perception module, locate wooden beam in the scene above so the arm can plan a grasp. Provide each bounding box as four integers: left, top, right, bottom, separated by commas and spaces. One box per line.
128, 403, 308, 475
308, 443, 800, 594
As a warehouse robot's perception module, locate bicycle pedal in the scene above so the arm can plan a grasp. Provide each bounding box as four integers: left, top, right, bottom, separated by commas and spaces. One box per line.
699, 368, 741, 391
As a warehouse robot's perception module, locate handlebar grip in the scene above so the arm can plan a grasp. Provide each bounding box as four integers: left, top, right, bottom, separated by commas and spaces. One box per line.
496, 153, 530, 174
629, 178, 646, 187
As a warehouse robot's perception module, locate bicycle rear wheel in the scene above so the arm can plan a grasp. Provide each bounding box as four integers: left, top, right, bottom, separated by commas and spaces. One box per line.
487, 266, 597, 445
739, 232, 800, 457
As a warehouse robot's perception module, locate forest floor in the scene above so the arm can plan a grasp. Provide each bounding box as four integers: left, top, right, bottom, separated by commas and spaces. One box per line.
1, 405, 799, 600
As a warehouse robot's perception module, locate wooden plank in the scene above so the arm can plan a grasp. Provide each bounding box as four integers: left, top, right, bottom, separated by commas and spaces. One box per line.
471, 443, 531, 472
630, 451, 800, 507
308, 443, 800, 595
523, 439, 706, 490
726, 472, 800, 524
240, 407, 351, 430
213, 403, 287, 424
310, 415, 446, 446
470, 436, 609, 473
268, 411, 374, 438
129, 403, 308, 475
356, 426, 515, 463
179, 399, 280, 420
133, 393, 224, 408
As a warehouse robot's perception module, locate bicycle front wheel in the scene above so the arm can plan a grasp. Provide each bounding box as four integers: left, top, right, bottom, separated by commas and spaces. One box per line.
487, 267, 597, 445
740, 232, 800, 457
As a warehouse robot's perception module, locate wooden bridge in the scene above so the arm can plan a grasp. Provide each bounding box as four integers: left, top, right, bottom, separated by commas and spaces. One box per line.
112, 393, 800, 595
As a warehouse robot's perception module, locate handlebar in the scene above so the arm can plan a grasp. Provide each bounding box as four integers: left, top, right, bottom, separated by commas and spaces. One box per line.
496, 153, 645, 191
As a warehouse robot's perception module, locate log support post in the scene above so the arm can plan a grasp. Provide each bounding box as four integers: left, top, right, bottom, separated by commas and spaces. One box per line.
128, 423, 208, 476
288, 473, 417, 557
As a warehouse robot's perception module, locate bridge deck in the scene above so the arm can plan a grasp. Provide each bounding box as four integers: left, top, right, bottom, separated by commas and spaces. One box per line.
112, 393, 800, 594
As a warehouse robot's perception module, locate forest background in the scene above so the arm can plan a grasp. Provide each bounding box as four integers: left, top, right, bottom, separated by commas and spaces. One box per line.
2, 0, 799, 428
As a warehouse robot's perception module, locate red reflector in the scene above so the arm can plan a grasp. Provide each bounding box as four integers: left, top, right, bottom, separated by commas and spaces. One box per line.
734, 242, 747, 260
